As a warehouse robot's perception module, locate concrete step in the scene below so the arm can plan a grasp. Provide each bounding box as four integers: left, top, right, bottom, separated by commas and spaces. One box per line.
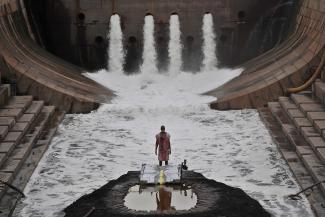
291, 93, 317, 106
292, 117, 312, 130
28, 106, 55, 135
300, 103, 324, 115
0, 85, 10, 107
314, 79, 325, 104
0, 172, 13, 199
279, 96, 298, 112
36, 110, 64, 146
0, 153, 6, 168
268, 102, 291, 125
0, 101, 45, 171
6, 110, 63, 200
261, 107, 325, 215
18, 114, 36, 124
296, 146, 314, 158
301, 154, 325, 195
0, 117, 15, 128
25, 101, 44, 115
278, 94, 325, 168
0, 109, 24, 121
0, 143, 15, 157
2, 132, 24, 146
2, 96, 33, 111
0, 96, 33, 126
291, 94, 325, 141
277, 97, 306, 126
0, 126, 9, 140
282, 124, 309, 150
268, 102, 312, 155
307, 112, 325, 124
0, 110, 26, 142
3, 106, 54, 166
0, 105, 55, 201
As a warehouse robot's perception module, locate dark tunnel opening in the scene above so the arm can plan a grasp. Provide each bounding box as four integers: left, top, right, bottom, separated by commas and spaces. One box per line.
24, 0, 302, 72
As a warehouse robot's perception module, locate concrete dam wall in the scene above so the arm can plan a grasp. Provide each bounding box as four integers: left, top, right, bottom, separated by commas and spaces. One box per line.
27, 0, 295, 71
0, 0, 323, 113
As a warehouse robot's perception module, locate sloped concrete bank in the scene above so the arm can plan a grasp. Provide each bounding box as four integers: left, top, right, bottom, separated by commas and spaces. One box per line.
0, 84, 65, 216
0, 0, 113, 114
209, 0, 325, 110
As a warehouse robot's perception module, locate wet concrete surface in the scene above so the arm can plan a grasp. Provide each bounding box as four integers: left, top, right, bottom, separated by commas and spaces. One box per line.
64, 171, 271, 217
124, 184, 197, 212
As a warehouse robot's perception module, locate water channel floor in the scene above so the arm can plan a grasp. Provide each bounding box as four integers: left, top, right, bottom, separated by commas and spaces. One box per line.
14, 69, 315, 217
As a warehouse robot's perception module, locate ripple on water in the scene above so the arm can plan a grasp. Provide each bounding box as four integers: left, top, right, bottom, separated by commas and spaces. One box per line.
13, 69, 315, 217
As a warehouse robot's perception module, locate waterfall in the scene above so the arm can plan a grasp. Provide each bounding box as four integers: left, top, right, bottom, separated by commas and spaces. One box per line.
140, 15, 158, 74
168, 14, 182, 75
108, 14, 124, 73
201, 13, 218, 72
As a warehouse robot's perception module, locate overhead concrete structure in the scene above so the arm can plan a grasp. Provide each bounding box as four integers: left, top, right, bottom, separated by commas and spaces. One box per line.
0, 0, 323, 114
26, 0, 295, 71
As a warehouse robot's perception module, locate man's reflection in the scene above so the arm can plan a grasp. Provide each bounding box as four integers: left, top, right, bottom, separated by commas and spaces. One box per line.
156, 187, 175, 211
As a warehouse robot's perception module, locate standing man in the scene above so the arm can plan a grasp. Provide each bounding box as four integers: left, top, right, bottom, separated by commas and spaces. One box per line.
155, 125, 171, 166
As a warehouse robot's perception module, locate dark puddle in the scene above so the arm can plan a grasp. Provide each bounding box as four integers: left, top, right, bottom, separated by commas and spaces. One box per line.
64, 171, 271, 217
124, 185, 197, 212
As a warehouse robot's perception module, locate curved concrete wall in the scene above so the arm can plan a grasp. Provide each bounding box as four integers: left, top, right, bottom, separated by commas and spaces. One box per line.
28, 0, 294, 71
209, 0, 325, 110
0, 0, 114, 113
0, 0, 322, 113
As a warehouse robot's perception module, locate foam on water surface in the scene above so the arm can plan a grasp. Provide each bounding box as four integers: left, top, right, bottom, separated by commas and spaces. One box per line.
14, 12, 314, 217
14, 67, 314, 217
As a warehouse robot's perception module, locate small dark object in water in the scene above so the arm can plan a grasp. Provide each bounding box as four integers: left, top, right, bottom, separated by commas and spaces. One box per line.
181, 159, 188, 170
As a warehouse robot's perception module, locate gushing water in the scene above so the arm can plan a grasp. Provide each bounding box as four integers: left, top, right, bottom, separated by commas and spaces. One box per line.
168, 15, 182, 75
140, 15, 158, 74
14, 13, 314, 217
201, 13, 218, 71
108, 14, 124, 73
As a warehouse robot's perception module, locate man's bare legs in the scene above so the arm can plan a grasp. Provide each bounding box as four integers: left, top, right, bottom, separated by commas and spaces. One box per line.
159, 161, 168, 166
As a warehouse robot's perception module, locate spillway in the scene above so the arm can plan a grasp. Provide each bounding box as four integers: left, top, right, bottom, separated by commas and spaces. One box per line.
108, 14, 124, 74
140, 15, 158, 74
168, 14, 182, 75
201, 13, 218, 71
15, 68, 314, 217
10, 4, 320, 217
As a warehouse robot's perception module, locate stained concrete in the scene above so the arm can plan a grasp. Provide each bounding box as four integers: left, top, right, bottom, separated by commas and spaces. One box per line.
0, 0, 114, 113
64, 171, 271, 217
209, 0, 325, 110
29, 0, 291, 71
259, 106, 325, 216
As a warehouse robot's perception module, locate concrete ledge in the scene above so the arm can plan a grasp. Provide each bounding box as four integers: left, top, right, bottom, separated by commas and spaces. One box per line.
259, 107, 325, 216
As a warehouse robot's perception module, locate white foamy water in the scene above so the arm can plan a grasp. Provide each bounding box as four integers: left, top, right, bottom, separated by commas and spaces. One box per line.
168, 14, 182, 75
140, 15, 158, 74
14, 67, 314, 217
108, 14, 124, 73
201, 13, 218, 71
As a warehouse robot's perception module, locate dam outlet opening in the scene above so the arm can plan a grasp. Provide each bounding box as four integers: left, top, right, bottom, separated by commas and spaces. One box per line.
8, 2, 321, 217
